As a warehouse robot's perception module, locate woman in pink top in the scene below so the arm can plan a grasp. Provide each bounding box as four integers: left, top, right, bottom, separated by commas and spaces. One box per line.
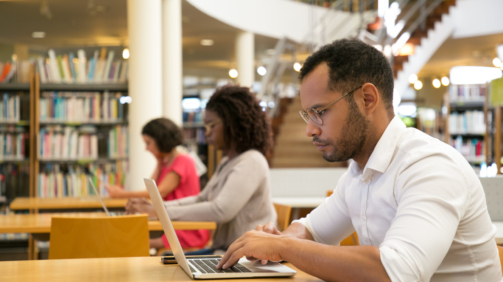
105, 118, 209, 250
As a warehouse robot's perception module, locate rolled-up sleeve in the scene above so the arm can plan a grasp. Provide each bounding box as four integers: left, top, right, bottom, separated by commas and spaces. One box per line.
293, 177, 355, 245
379, 153, 468, 282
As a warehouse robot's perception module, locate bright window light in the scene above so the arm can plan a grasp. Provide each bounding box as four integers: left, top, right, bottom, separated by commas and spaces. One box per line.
378, 0, 389, 17
257, 66, 267, 76
450, 66, 502, 85
373, 45, 383, 52
229, 69, 238, 78
441, 76, 450, 86
432, 79, 441, 88
397, 104, 416, 117
119, 96, 132, 104
268, 101, 276, 108
493, 58, 502, 67
182, 98, 201, 110
408, 74, 418, 84
259, 101, 267, 108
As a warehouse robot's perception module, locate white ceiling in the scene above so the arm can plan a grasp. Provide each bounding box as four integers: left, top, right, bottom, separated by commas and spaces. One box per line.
0, 0, 281, 78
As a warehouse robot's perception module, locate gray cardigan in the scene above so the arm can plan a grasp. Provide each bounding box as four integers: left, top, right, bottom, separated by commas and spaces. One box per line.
164, 149, 277, 250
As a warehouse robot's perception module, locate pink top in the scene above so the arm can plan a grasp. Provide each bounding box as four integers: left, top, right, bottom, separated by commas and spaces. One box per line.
159, 154, 210, 249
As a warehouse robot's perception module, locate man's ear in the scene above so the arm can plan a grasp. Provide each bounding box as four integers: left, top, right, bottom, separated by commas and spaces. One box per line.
361, 83, 379, 115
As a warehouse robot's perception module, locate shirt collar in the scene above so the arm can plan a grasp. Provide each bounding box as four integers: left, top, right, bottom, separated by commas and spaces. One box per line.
348, 115, 406, 179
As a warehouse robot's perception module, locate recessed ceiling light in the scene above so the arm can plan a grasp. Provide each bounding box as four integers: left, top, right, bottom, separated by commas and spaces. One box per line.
122, 48, 130, 59
229, 69, 238, 78
441, 76, 449, 86
257, 66, 267, 76
200, 39, 214, 46
32, 31, 46, 38
293, 62, 302, 72
432, 79, 441, 88
414, 80, 423, 90
408, 74, 418, 84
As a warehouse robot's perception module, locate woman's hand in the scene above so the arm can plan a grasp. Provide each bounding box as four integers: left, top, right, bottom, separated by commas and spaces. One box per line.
105, 184, 127, 198
125, 198, 158, 218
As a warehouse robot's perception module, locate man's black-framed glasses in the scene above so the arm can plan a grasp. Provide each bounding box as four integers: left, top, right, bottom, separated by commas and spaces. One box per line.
299, 85, 362, 126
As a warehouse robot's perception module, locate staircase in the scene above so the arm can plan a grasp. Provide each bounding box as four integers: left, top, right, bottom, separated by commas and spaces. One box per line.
271, 96, 346, 168
393, 0, 456, 78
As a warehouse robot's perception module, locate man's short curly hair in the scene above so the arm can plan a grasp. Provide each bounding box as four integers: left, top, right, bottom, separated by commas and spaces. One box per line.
300, 38, 394, 114
206, 85, 272, 156
141, 118, 183, 153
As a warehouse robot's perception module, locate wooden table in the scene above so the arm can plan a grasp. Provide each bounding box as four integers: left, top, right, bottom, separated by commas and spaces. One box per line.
0, 256, 321, 282
10, 197, 129, 211
0, 213, 217, 234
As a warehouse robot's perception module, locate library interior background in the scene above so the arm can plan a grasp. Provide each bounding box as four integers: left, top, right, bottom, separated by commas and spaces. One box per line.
1, 0, 503, 261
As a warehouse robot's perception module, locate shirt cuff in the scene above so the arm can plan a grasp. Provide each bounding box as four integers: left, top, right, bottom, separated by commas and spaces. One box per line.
291, 217, 322, 243
379, 243, 423, 282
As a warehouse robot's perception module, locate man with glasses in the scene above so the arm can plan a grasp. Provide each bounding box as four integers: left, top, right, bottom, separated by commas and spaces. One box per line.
217, 39, 501, 281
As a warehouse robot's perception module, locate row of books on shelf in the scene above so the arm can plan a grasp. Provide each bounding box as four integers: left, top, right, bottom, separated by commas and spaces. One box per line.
0, 163, 30, 201
39, 125, 127, 160
0, 60, 31, 83
183, 111, 204, 123
452, 136, 485, 164
448, 111, 486, 135
183, 128, 206, 144
0, 132, 28, 160
0, 94, 21, 122
38, 48, 128, 84
37, 162, 127, 198
40, 91, 125, 122
449, 84, 486, 102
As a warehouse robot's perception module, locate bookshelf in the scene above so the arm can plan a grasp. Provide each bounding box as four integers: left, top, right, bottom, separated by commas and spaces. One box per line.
34, 78, 129, 199
444, 83, 492, 168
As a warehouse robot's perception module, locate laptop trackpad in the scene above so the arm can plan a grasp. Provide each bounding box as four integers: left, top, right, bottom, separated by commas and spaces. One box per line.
238, 258, 297, 274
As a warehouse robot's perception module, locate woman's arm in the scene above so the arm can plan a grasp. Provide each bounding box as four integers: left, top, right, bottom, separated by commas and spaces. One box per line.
106, 171, 181, 198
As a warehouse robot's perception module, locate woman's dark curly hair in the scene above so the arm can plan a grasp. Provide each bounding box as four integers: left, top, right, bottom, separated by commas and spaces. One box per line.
141, 118, 183, 153
206, 85, 272, 156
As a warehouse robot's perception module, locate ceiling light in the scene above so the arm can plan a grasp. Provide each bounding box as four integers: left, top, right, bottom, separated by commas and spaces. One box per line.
408, 74, 418, 84
122, 48, 130, 59
432, 79, 441, 88
450, 66, 502, 85
293, 62, 302, 72
200, 39, 214, 46
257, 66, 267, 76
441, 76, 449, 86
266, 49, 275, 55
414, 80, 423, 90
32, 31, 46, 38
493, 58, 502, 68
229, 69, 238, 79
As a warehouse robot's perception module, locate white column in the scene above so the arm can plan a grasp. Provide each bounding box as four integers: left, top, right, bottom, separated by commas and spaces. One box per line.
162, 0, 183, 126
127, 0, 163, 191
235, 31, 255, 88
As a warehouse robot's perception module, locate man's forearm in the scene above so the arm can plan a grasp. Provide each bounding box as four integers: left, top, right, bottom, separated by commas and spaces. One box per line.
278, 236, 390, 282
281, 222, 315, 240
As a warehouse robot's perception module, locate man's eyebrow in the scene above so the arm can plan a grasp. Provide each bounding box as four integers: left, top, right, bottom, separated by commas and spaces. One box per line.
304, 103, 326, 111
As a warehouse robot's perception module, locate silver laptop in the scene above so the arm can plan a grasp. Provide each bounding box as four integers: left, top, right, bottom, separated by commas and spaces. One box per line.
144, 178, 297, 280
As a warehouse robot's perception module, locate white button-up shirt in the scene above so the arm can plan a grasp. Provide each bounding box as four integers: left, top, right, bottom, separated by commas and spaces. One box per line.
297, 116, 501, 281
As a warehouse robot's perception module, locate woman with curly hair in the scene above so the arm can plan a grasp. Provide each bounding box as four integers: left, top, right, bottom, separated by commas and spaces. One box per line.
126, 85, 277, 253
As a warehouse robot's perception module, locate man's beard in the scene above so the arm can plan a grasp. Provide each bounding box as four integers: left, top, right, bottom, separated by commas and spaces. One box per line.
314, 99, 370, 162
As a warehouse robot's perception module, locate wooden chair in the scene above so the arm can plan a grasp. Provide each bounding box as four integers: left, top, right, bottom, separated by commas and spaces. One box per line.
498, 245, 503, 275
327, 190, 360, 246
274, 203, 292, 232
49, 215, 150, 259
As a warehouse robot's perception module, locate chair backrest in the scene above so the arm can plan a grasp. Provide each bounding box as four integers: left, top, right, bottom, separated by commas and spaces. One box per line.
273, 203, 292, 232
327, 190, 359, 246
49, 215, 150, 259
498, 245, 503, 276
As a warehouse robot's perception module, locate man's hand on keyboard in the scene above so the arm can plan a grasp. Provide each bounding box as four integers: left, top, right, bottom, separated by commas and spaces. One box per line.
248, 222, 282, 264
217, 229, 285, 270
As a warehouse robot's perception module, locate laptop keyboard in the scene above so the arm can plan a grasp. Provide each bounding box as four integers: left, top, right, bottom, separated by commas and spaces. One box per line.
189, 259, 252, 274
